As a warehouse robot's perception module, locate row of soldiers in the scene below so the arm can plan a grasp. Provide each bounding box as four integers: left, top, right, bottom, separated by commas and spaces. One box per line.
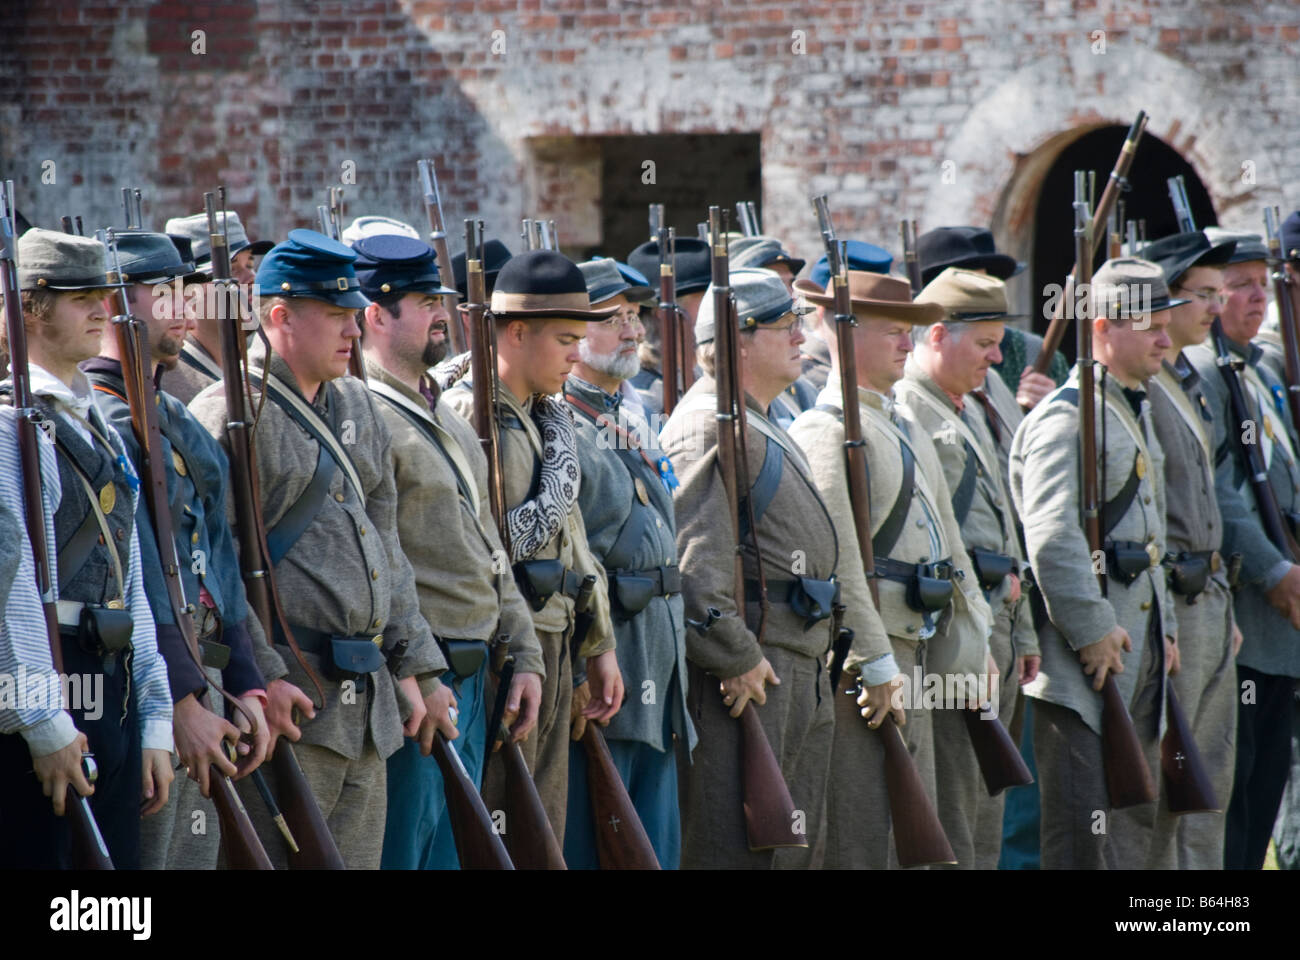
1, 187, 1297, 870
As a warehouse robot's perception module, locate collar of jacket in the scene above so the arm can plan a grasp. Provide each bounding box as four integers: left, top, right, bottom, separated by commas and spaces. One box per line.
903, 356, 966, 414
1166, 352, 1202, 391
259, 350, 332, 414
363, 354, 425, 405
1224, 335, 1265, 368
80, 355, 125, 389
565, 373, 620, 411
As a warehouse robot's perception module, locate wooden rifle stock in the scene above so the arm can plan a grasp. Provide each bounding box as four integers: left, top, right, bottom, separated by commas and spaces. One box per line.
430, 731, 514, 869
499, 735, 567, 869
706, 205, 805, 851
582, 725, 660, 868
1161, 685, 1219, 813
417, 159, 467, 356
961, 707, 1033, 796
1070, 173, 1157, 808
1035, 111, 1148, 376
2, 182, 114, 868
812, 195, 955, 865
205, 191, 346, 868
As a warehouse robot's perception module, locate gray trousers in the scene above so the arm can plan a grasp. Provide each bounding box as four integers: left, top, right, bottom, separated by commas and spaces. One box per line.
233, 740, 388, 869
481, 624, 573, 847
1035, 631, 1163, 869
823, 637, 935, 869
1155, 590, 1236, 870
679, 645, 834, 869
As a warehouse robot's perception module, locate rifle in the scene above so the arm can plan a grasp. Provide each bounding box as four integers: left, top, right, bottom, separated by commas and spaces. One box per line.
99, 228, 274, 870
736, 201, 759, 237
417, 159, 467, 356
1070, 171, 1158, 808
707, 204, 807, 851
314, 193, 365, 381
813, 195, 956, 865
1265, 206, 1300, 434
1035, 111, 1148, 376
429, 731, 514, 869
205, 189, 346, 868
463, 218, 566, 869
1, 181, 114, 869
651, 204, 685, 415
899, 219, 923, 296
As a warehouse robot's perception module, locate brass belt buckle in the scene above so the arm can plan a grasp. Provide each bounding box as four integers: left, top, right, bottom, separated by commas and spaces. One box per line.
1145, 542, 1161, 568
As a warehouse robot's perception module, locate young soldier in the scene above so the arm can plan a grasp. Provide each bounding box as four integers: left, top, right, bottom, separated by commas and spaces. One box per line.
350, 233, 545, 869
1185, 231, 1300, 870
82, 229, 281, 869
895, 268, 1039, 869
789, 270, 992, 869
163, 209, 271, 406
662, 267, 841, 869
1141, 230, 1242, 869
560, 258, 695, 868
1011, 258, 1181, 869
189, 229, 445, 868
0, 229, 173, 868
443, 249, 623, 845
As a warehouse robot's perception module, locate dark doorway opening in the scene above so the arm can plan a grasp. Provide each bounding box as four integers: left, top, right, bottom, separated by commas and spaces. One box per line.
1030, 127, 1215, 361
595, 133, 762, 263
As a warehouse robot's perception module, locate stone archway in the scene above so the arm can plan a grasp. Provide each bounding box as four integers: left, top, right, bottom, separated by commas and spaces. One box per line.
923, 42, 1287, 318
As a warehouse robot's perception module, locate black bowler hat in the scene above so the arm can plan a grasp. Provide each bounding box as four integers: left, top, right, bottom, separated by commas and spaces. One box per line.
489, 250, 619, 321
627, 237, 712, 296
255, 229, 368, 309
352, 234, 458, 302
110, 230, 201, 285
918, 226, 1023, 286
1143, 231, 1237, 289
452, 238, 513, 299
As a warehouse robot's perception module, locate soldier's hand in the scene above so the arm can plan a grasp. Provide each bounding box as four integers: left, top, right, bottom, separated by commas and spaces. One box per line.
398, 676, 426, 738
1006, 572, 1022, 604
173, 693, 240, 798
504, 671, 543, 744
1016, 370, 1056, 410
858, 673, 906, 728
1264, 564, 1300, 629
1164, 636, 1181, 676
1078, 626, 1131, 691
570, 680, 592, 741
141, 748, 174, 816
264, 679, 315, 756
583, 650, 624, 725
33, 731, 93, 816
721, 658, 780, 717
1018, 655, 1042, 686
231, 694, 269, 779
417, 682, 458, 756
1231, 622, 1244, 657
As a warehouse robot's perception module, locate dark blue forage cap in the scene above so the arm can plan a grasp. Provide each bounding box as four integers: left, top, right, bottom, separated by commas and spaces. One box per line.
352, 234, 457, 302
809, 239, 893, 288
256, 228, 368, 309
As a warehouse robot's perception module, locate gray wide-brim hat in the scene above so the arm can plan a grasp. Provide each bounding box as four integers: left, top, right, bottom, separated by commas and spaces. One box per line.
17, 228, 124, 292
729, 235, 807, 277
1091, 257, 1189, 319
165, 210, 273, 272
695, 267, 795, 345
108, 229, 202, 285
578, 257, 654, 306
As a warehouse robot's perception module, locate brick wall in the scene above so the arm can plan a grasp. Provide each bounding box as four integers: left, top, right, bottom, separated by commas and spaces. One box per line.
3, 0, 1298, 289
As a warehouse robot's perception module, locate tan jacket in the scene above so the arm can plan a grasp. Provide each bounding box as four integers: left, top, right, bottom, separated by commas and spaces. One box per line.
444, 377, 614, 656
364, 358, 544, 679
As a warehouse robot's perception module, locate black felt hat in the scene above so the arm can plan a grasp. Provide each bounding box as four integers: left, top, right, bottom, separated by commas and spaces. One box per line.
489, 250, 619, 320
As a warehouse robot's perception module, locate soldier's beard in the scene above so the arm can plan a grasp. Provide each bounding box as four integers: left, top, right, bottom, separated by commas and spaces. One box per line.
579, 338, 641, 382
422, 326, 448, 368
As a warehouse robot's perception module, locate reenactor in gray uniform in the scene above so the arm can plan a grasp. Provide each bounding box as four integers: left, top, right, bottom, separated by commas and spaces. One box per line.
561, 258, 695, 868
350, 233, 545, 869
662, 268, 842, 869
1140, 230, 1243, 869
0, 229, 174, 869
83, 230, 283, 869
189, 230, 445, 868
164, 209, 271, 406
443, 249, 622, 845
1185, 230, 1300, 870
1011, 259, 1181, 869
896, 267, 1039, 869
790, 270, 993, 869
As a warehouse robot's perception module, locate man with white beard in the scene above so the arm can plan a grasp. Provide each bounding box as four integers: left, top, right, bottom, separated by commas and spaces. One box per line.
559, 258, 693, 868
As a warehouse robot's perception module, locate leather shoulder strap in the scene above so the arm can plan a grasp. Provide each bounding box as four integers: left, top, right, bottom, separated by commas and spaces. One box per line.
738, 435, 783, 543
949, 441, 979, 527
265, 443, 337, 566
255, 372, 366, 507
1053, 387, 1141, 540
872, 433, 915, 558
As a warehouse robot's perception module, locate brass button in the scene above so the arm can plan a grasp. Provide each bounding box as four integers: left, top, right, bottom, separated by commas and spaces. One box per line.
191, 532, 200, 544
359, 525, 367, 535
1143, 496, 1152, 504
371, 635, 384, 647
335, 492, 345, 502
371, 569, 379, 581
97, 533, 106, 545
915, 519, 926, 528
114, 528, 125, 541
372, 618, 383, 629
1140, 600, 1152, 611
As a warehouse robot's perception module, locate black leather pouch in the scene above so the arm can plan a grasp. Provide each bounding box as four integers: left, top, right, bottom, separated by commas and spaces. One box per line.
323, 637, 386, 682
79, 605, 134, 655
198, 639, 232, 670
789, 577, 841, 629
1105, 541, 1151, 586
905, 569, 954, 613
439, 638, 488, 680
970, 548, 1014, 591
612, 575, 656, 618
513, 559, 566, 612
1168, 554, 1211, 598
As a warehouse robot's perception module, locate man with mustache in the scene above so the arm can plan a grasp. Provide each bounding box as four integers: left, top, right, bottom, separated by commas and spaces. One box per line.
83, 230, 281, 869
1185, 230, 1300, 869
894, 268, 1039, 869
559, 258, 694, 868
351, 234, 545, 869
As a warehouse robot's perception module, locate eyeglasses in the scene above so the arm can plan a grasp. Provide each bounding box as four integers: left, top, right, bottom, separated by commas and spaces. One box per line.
1173, 285, 1227, 306
598, 309, 644, 329
751, 314, 804, 336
